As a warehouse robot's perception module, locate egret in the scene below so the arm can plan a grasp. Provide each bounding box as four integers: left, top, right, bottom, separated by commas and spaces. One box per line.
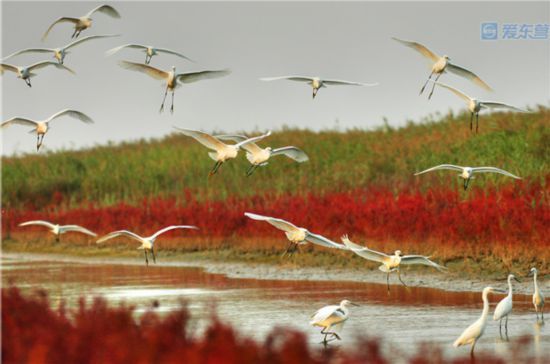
529, 268, 545, 322
260, 75, 377, 99
96, 225, 198, 265
118, 61, 230, 113
1, 61, 74, 87
42, 4, 121, 40
414, 164, 522, 190
244, 212, 348, 256
392, 37, 491, 99
106, 44, 194, 64
341, 235, 447, 292
310, 300, 358, 346
493, 274, 521, 337
19, 220, 96, 242
1, 109, 93, 151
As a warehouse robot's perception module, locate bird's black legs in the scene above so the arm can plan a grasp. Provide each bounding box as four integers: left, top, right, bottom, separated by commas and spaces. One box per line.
499, 319, 503, 338
209, 161, 223, 176
320, 328, 339, 346
55, 234, 60, 243
37, 134, 44, 151
427, 73, 441, 99
419, 71, 434, 95
505, 315, 509, 337
475, 113, 479, 134
281, 242, 294, 257
25, 78, 32, 87
151, 248, 156, 264
463, 178, 471, 191
470, 113, 474, 131
170, 90, 175, 114
75, 30, 82, 39
71, 29, 77, 38
159, 87, 169, 113
397, 269, 408, 288
470, 339, 477, 357
145, 54, 150, 64
386, 273, 390, 294
144, 250, 149, 266
246, 164, 259, 176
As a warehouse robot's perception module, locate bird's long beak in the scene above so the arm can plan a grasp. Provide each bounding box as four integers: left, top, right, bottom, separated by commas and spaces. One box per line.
350, 302, 360, 307
493, 289, 507, 294
514, 277, 522, 283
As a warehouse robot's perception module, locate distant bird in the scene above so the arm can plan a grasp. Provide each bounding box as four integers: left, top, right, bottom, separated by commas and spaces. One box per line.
341, 235, 447, 293
3, 35, 119, 64
42, 4, 121, 40
96, 225, 198, 265
432, 82, 527, 132
493, 274, 521, 337
454, 287, 505, 356
19, 220, 96, 242
414, 164, 522, 190
175, 129, 271, 176
1, 109, 93, 151
0, 61, 74, 87
215, 134, 309, 175
310, 300, 358, 346
106, 44, 194, 65
529, 268, 545, 322
392, 37, 492, 99
260, 75, 378, 99
244, 212, 348, 256
118, 61, 230, 113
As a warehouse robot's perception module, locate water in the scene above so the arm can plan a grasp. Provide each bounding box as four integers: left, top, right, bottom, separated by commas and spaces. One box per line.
2, 254, 548, 361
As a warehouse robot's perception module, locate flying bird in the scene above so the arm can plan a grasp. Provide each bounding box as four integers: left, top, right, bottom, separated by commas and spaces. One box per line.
392, 37, 492, 99
493, 274, 521, 338
19, 220, 96, 242
310, 300, 358, 346
42, 4, 121, 40
414, 164, 521, 190
0, 61, 74, 87
106, 44, 194, 64
175, 129, 271, 176
96, 225, 198, 265
432, 81, 527, 132
3, 35, 119, 64
529, 268, 545, 322
244, 212, 348, 256
215, 134, 309, 176
1, 109, 93, 151
260, 75, 378, 99
118, 61, 230, 113
341, 235, 447, 293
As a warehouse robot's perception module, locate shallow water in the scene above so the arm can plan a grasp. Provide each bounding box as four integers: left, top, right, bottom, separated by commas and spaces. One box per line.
2, 254, 548, 361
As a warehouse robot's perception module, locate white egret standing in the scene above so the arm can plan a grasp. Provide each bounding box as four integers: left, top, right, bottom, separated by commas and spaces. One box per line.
1, 61, 74, 87
310, 300, 358, 346
106, 44, 194, 64
493, 274, 521, 337
19, 220, 97, 242
392, 37, 492, 99
96, 225, 198, 265
529, 268, 545, 322
414, 164, 522, 190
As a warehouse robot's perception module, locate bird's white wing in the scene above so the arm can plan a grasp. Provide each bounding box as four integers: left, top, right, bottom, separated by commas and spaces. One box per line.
2, 48, 54, 61
96, 230, 144, 244
400, 255, 448, 272
216, 135, 263, 154
59, 225, 97, 237
105, 44, 149, 56
391, 37, 440, 62
2, 117, 39, 128
471, 167, 521, 179
64, 34, 119, 50
235, 131, 272, 149
27, 61, 75, 74
149, 225, 199, 240
0, 63, 20, 74
305, 232, 348, 250
46, 109, 94, 124
176, 69, 231, 84
446, 62, 492, 91
155, 48, 194, 62
244, 212, 301, 233
118, 61, 169, 81
271, 146, 309, 162
479, 102, 527, 113
414, 164, 464, 176
86, 4, 121, 18
260, 76, 314, 83
322, 79, 378, 87
42, 17, 80, 41
310, 305, 345, 325
174, 128, 228, 151
432, 81, 472, 103
18, 220, 56, 229
341, 235, 388, 263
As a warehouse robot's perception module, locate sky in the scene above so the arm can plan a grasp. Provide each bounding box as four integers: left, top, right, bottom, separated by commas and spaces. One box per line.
1, 1, 549, 155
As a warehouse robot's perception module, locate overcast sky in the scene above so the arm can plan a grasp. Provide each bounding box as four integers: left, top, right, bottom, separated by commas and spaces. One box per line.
1, 1, 549, 155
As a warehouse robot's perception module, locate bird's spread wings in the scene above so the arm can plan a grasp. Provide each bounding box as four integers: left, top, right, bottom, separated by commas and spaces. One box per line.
118, 61, 169, 81
42, 17, 80, 41
471, 167, 521, 179
2, 48, 54, 61
96, 230, 144, 244
86, 4, 121, 19
155, 48, 194, 62
0, 63, 19, 74
310, 305, 339, 323
479, 102, 527, 113
271, 147, 309, 162
106, 44, 149, 56
2, 118, 39, 128
391, 37, 440, 62
60, 225, 97, 236
446, 62, 492, 91
260, 76, 314, 83
244, 212, 301, 233
149, 225, 199, 240
215, 135, 263, 154
432, 82, 472, 102
176, 69, 231, 84
341, 235, 388, 263
322, 79, 378, 87
400, 255, 448, 271
305, 232, 348, 250
18, 220, 56, 229
46, 109, 94, 124
27, 61, 75, 74
64, 34, 119, 50
414, 164, 464, 176
235, 131, 271, 149
174, 128, 228, 151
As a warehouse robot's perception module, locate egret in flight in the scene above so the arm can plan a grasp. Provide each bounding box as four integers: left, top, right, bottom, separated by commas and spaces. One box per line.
341, 235, 447, 292
244, 212, 348, 256
1, 109, 93, 151
42, 4, 121, 40
1, 61, 74, 87
493, 274, 521, 337
529, 268, 545, 322
215, 134, 309, 175
260, 75, 378, 99
118, 61, 230, 113
96, 225, 198, 265
414, 164, 522, 190
392, 37, 491, 99
19, 220, 96, 242
310, 300, 358, 346
107, 44, 194, 65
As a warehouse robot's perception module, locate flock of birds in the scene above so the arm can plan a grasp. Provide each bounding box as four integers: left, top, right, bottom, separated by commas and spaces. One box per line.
2, 3, 543, 357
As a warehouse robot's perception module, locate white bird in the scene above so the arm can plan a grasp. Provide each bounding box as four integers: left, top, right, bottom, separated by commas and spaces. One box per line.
414, 164, 522, 190
96, 225, 198, 265
106, 44, 194, 65
454, 287, 505, 356
3, 35, 119, 64
529, 268, 545, 322
215, 134, 309, 176
310, 299, 358, 346
493, 274, 521, 337
118, 61, 230, 113
260, 75, 378, 99
392, 37, 492, 99
341, 235, 447, 292
18, 220, 97, 242
432, 81, 528, 133
42, 4, 121, 40
244, 212, 348, 256
0, 61, 74, 87
1, 109, 93, 151
175, 129, 271, 176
